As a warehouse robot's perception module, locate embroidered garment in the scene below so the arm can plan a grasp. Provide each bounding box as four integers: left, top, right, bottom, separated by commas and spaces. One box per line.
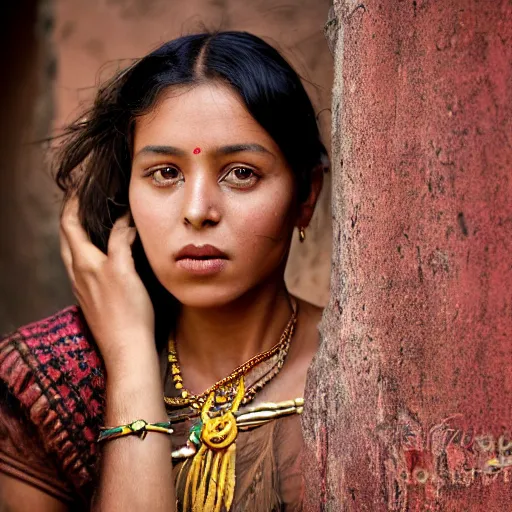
0, 307, 305, 510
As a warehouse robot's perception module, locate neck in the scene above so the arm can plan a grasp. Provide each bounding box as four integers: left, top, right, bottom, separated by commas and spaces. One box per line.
174, 279, 293, 394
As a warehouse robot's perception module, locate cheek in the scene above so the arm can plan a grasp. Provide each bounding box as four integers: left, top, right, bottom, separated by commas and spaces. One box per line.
129, 184, 175, 252
230, 185, 296, 252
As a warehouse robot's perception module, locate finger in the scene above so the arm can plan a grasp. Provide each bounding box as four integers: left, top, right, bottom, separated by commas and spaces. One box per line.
60, 196, 103, 264
108, 212, 137, 263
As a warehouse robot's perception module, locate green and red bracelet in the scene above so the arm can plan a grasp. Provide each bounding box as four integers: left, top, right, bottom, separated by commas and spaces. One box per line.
97, 419, 173, 443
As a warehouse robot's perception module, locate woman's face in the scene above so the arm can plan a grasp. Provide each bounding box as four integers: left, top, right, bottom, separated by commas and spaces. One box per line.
129, 82, 298, 308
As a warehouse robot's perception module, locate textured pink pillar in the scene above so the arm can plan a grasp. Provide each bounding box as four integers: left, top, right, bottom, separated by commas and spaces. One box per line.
304, 0, 512, 509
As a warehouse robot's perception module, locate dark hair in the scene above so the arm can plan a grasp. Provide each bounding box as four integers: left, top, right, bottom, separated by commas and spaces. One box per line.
55, 31, 326, 338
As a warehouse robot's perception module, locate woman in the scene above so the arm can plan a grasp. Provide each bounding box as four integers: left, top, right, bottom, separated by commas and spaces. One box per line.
0, 31, 327, 511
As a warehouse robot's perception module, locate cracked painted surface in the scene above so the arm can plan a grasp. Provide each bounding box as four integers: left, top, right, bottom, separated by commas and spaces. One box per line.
304, 0, 512, 509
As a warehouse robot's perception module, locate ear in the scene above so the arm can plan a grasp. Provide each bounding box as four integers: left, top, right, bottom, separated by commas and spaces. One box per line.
296, 162, 325, 229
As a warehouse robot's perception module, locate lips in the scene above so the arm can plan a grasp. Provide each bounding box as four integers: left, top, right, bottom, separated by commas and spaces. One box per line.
175, 244, 228, 261
175, 244, 228, 276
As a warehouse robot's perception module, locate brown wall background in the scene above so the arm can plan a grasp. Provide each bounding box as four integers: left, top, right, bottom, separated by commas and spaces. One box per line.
0, 0, 333, 334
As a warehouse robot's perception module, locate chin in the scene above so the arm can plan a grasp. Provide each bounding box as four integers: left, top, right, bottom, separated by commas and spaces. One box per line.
163, 281, 249, 309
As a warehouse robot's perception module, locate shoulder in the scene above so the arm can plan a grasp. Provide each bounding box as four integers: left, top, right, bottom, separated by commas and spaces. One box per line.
3, 304, 87, 346
0, 305, 104, 397
1, 305, 101, 370
1, 305, 86, 352
0, 306, 105, 497
0, 304, 105, 420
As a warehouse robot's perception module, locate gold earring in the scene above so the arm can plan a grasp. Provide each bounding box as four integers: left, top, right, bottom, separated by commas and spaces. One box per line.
299, 227, 306, 243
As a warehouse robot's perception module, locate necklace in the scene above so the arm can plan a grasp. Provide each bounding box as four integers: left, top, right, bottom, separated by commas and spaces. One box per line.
164, 300, 297, 410
180, 377, 246, 512
167, 302, 299, 511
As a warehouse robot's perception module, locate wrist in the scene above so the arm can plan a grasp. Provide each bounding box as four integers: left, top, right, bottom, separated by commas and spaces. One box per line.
102, 338, 161, 381
105, 375, 167, 425
106, 358, 163, 392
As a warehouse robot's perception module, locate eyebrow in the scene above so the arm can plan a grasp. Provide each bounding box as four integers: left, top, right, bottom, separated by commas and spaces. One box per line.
136, 145, 186, 157
135, 143, 272, 158
217, 143, 272, 156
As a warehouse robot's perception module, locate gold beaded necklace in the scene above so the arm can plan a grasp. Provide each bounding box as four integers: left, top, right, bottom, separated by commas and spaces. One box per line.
164, 301, 297, 410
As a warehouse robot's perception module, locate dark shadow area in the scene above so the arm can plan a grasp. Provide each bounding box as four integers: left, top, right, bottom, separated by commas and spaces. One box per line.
0, 0, 71, 333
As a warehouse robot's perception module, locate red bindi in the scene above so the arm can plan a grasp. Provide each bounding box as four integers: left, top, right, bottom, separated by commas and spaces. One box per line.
193, 147, 201, 155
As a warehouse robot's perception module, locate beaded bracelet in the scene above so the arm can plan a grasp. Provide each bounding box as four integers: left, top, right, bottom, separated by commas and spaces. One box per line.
97, 419, 174, 443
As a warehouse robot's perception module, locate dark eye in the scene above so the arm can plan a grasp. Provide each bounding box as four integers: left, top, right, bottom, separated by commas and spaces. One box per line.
223, 166, 259, 188
150, 166, 182, 185
234, 167, 253, 180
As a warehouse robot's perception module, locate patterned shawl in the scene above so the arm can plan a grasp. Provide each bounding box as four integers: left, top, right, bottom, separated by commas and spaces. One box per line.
0, 306, 105, 499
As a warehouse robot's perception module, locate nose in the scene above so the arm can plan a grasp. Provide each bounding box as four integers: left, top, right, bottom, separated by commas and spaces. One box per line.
182, 173, 221, 229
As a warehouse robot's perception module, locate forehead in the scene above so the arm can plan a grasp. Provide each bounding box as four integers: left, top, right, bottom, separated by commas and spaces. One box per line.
133, 82, 274, 151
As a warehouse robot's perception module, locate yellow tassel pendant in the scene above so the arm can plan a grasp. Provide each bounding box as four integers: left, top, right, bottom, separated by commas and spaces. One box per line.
182, 377, 245, 512
193, 448, 213, 510
183, 444, 206, 512
223, 443, 237, 511
204, 451, 221, 510
216, 443, 236, 512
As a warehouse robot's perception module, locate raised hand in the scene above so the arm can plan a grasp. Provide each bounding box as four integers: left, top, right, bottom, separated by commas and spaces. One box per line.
59, 197, 157, 377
